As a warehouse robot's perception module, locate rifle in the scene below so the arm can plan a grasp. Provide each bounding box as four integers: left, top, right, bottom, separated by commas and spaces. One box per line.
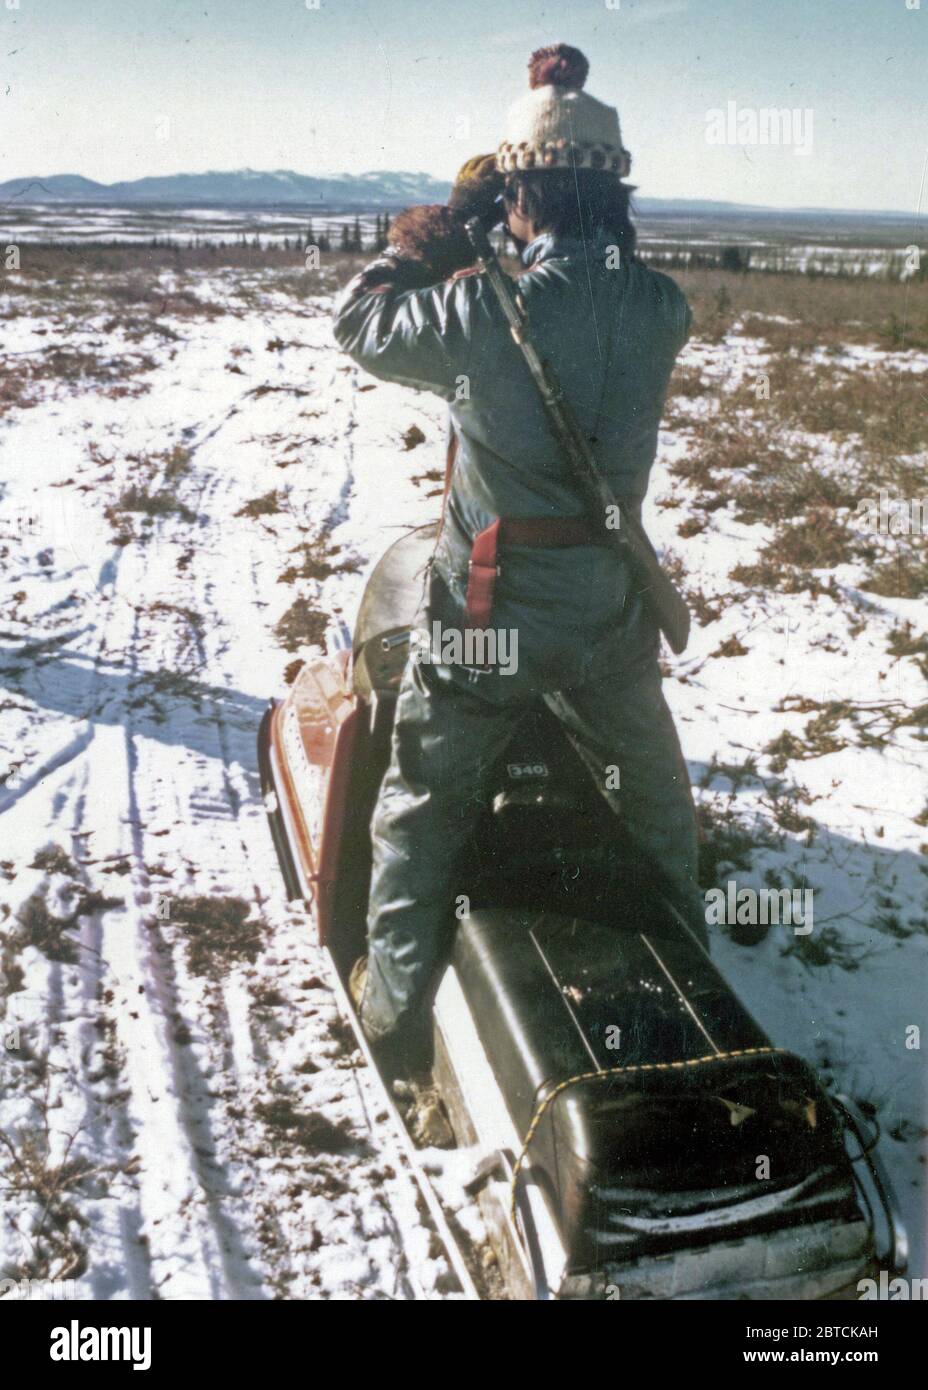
464, 218, 690, 656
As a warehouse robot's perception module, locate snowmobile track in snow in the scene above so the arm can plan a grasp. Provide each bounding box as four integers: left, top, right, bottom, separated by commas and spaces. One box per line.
0, 291, 461, 1299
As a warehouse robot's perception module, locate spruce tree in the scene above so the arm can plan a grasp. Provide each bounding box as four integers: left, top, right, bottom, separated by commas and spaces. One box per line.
375, 213, 389, 251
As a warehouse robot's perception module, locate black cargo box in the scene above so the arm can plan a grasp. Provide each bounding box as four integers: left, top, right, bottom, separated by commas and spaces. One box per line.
452, 906, 865, 1276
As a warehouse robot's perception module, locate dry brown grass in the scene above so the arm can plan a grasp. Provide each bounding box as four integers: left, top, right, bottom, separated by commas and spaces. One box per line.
729, 359, 928, 462
766, 695, 927, 771
172, 895, 266, 979
275, 597, 329, 653
672, 266, 928, 351
114, 486, 195, 521
0, 346, 156, 418
0, 1126, 93, 1281
864, 553, 928, 599
667, 271, 928, 602
278, 538, 360, 586
3, 240, 315, 283
99, 445, 199, 544
11, 883, 123, 966
236, 489, 285, 519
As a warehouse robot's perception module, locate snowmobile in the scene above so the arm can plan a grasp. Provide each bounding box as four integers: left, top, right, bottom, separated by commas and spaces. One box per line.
258, 521, 907, 1301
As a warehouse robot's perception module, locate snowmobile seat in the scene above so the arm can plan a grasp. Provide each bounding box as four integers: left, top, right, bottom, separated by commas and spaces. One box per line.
487, 703, 604, 826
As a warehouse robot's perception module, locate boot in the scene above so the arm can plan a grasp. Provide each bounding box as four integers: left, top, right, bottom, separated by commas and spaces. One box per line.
351, 951, 439, 1088
348, 955, 368, 1011
349, 956, 451, 1143
393, 1073, 454, 1149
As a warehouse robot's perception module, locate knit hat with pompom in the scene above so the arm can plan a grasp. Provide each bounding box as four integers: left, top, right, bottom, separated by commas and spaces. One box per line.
496, 44, 631, 176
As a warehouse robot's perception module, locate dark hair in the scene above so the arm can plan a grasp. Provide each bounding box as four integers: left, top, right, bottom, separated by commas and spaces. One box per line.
502, 169, 637, 259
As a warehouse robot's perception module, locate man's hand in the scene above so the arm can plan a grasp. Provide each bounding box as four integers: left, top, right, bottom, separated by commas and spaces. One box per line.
355, 154, 504, 294
348, 250, 438, 296
449, 153, 505, 232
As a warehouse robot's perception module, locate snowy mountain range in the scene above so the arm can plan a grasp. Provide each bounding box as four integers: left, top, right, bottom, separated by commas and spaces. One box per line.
0, 168, 454, 207
0, 168, 920, 221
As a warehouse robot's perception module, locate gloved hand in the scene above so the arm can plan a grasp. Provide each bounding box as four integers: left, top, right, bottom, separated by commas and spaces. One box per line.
386, 204, 476, 284
448, 153, 505, 231
364, 159, 503, 292
348, 248, 440, 296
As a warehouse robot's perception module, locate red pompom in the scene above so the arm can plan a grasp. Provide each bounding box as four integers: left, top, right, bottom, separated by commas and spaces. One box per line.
528, 44, 589, 91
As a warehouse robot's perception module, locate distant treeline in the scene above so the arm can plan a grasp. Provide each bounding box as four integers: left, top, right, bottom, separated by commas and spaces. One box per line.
8, 223, 923, 280
140, 212, 393, 254
645, 243, 925, 281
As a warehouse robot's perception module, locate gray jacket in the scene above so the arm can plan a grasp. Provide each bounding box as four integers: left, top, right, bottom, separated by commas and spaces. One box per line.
333, 232, 691, 690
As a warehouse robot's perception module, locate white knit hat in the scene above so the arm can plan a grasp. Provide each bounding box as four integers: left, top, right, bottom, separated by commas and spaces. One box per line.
496, 44, 631, 176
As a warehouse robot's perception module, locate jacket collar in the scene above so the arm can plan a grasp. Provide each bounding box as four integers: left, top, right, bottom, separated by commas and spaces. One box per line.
520, 231, 614, 266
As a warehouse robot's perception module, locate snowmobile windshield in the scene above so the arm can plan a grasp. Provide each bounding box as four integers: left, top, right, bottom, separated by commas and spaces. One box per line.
353, 522, 437, 697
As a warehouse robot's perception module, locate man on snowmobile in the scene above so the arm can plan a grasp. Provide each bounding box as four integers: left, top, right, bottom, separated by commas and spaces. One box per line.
333, 43, 702, 1071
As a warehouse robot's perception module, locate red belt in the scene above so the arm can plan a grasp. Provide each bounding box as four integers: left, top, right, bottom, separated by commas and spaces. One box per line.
464, 515, 602, 628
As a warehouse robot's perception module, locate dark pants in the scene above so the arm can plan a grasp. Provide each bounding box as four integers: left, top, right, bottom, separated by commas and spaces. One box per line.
360, 645, 702, 1056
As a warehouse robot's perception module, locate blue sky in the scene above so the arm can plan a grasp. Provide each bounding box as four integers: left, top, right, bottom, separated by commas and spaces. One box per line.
1, 0, 925, 211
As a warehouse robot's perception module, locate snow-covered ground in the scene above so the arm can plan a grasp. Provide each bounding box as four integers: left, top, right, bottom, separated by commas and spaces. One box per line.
1, 259, 925, 1298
